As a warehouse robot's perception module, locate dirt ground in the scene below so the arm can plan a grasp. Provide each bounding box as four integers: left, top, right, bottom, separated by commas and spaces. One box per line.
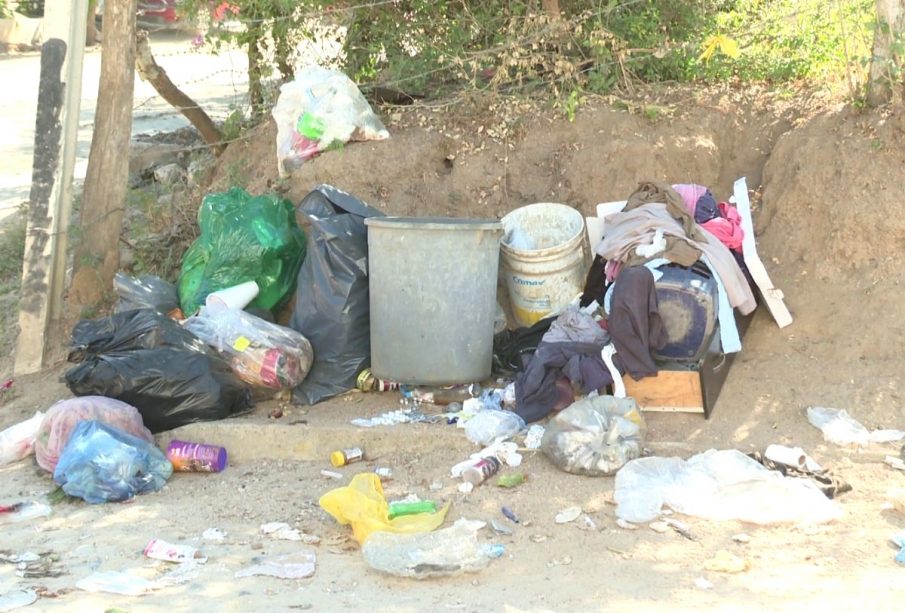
3, 86, 905, 610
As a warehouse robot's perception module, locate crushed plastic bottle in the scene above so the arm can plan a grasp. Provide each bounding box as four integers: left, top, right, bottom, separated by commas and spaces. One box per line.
0, 501, 52, 525
361, 519, 502, 579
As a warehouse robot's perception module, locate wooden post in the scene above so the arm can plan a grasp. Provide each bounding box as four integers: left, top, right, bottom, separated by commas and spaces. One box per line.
14, 0, 88, 375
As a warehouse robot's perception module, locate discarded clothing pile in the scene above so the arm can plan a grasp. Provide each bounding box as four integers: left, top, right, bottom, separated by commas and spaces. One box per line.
504, 180, 757, 423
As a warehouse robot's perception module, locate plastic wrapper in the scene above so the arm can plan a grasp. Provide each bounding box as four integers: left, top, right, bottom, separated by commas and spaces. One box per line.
65, 309, 252, 434
34, 397, 151, 473
53, 420, 173, 504
184, 303, 314, 390
272, 66, 390, 176
614, 449, 843, 525
807, 406, 905, 447
0, 411, 44, 466
362, 519, 502, 580
541, 395, 645, 476
113, 272, 180, 315
177, 187, 306, 316
464, 409, 526, 446
319, 473, 449, 544
290, 185, 384, 404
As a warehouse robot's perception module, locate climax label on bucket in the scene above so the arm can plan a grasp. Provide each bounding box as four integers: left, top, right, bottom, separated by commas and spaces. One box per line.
512, 275, 546, 287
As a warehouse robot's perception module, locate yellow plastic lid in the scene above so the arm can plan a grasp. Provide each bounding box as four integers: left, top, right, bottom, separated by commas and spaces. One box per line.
330, 451, 346, 467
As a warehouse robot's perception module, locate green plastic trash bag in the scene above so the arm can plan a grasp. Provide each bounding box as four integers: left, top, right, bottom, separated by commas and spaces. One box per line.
178, 188, 306, 316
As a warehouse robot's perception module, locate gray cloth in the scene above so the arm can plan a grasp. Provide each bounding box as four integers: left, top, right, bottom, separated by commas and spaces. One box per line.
542, 306, 610, 345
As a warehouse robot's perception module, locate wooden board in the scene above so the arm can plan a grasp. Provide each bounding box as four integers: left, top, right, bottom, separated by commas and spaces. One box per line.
624, 370, 705, 414
733, 176, 793, 328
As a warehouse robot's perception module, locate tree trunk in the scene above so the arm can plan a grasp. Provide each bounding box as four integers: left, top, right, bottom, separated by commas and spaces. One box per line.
247, 34, 265, 118
86, 0, 99, 47
869, 0, 905, 105
71, 0, 136, 311
542, 0, 561, 19
135, 31, 225, 154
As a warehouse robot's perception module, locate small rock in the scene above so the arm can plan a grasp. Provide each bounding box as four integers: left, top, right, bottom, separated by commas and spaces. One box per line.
555, 506, 582, 524
649, 521, 670, 534
694, 577, 714, 590
703, 550, 750, 573
732, 533, 751, 544
153, 163, 186, 187
616, 518, 638, 531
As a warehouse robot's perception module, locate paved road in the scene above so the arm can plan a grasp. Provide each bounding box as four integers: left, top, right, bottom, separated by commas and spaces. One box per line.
0, 31, 249, 222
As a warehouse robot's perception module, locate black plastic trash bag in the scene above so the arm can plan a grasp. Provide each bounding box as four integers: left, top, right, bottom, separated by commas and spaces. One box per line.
289, 185, 384, 404
113, 272, 180, 315
65, 309, 252, 433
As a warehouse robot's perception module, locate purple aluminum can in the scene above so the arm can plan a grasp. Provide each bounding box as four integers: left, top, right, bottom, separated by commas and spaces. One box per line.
166, 440, 228, 473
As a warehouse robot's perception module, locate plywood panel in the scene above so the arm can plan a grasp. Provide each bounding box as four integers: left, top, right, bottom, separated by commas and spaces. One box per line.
624, 370, 704, 413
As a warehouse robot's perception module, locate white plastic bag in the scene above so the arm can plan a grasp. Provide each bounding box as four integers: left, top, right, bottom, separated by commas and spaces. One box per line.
464, 409, 525, 446
0, 412, 44, 465
614, 449, 842, 525
183, 303, 314, 390
271, 66, 390, 176
806, 406, 905, 447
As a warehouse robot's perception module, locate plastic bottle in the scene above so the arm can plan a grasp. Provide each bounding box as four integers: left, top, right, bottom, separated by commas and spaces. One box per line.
387, 500, 437, 519
462, 456, 501, 486
404, 383, 482, 405
330, 447, 364, 467
356, 369, 399, 392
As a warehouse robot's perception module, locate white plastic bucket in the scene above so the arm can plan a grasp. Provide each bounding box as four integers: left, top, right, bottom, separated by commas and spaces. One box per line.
500, 203, 590, 327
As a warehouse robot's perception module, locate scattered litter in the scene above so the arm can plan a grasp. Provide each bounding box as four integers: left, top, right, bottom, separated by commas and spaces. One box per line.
0, 411, 44, 466
664, 518, 695, 541
554, 506, 582, 524
0, 501, 51, 525
260, 522, 303, 541
491, 519, 513, 535
429, 481, 443, 491
886, 456, 905, 472
362, 519, 500, 579
547, 556, 572, 567
76, 571, 160, 596
330, 447, 364, 468
496, 472, 526, 488
462, 456, 503, 486
202, 528, 226, 542
581, 515, 598, 531
703, 550, 750, 573
388, 500, 437, 520
166, 440, 228, 473
523, 424, 545, 450
764, 444, 822, 472
649, 521, 670, 533
351, 408, 432, 428
144, 539, 206, 564
614, 449, 842, 525
1, 551, 63, 579
530, 534, 548, 543
694, 577, 714, 590
235, 550, 317, 579
458, 482, 473, 493
321, 469, 343, 480
0, 589, 37, 612
502, 506, 520, 524
732, 533, 751, 544
464, 409, 526, 446
615, 518, 638, 531
375, 467, 393, 481
807, 407, 905, 447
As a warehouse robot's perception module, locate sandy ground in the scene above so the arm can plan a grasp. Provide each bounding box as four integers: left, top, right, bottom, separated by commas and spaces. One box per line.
4, 87, 905, 610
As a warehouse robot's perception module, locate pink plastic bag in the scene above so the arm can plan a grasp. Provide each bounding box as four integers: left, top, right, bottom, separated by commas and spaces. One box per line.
35, 397, 153, 472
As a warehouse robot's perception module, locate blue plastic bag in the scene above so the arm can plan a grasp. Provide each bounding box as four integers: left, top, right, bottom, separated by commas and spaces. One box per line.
53, 420, 173, 504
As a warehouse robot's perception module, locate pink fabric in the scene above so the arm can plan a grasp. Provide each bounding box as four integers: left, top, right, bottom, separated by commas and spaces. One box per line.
701, 202, 744, 251
672, 184, 707, 217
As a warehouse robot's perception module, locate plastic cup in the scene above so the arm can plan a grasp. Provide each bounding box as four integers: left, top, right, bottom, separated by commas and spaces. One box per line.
166, 440, 228, 473
206, 281, 259, 310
